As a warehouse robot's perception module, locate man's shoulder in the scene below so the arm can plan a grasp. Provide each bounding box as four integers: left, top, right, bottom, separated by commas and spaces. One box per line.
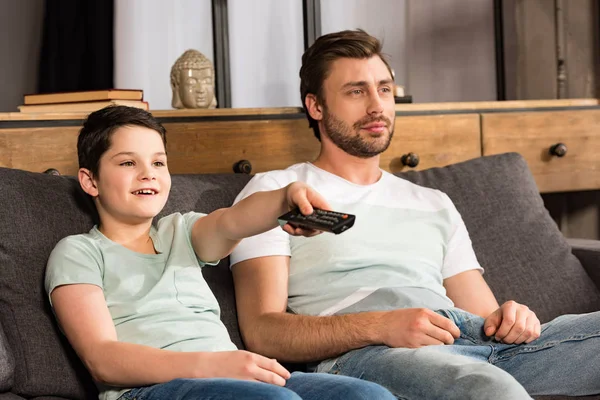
250, 163, 308, 186
382, 171, 453, 210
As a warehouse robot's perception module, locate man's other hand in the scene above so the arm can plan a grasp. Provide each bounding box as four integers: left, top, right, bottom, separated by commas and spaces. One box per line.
483, 300, 541, 344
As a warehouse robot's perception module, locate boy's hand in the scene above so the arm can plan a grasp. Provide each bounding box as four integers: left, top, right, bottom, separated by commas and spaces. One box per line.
282, 182, 331, 237
199, 350, 290, 386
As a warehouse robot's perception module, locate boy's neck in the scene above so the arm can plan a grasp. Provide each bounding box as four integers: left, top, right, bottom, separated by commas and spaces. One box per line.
98, 219, 157, 255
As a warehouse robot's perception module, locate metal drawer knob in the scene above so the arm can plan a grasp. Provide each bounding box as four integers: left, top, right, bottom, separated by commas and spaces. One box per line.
233, 159, 252, 174
401, 152, 420, 168
44, 168, 61, 176
549, 143, 567, 157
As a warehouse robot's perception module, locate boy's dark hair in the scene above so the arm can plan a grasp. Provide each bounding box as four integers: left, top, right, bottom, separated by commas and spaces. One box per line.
77, 106, 167, 176
299, 29, 393, 141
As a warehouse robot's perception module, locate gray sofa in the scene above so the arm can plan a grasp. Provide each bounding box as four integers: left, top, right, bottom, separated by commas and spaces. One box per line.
0, 152, 599, 400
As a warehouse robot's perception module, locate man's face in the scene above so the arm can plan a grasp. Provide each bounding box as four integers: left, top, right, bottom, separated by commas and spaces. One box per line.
91, 126, 171, 225
318, 56, 396, 158
179, 67, 215, 108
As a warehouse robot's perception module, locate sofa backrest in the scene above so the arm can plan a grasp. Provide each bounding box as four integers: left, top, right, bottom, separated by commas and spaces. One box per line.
1, 152, 600, 399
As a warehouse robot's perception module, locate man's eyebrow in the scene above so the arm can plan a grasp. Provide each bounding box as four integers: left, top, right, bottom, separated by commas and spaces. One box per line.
340, 79, 395, 90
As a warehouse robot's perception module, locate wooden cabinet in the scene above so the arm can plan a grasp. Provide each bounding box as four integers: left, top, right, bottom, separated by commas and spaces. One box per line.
482, 109, 600, 193
1, 100, 599, 193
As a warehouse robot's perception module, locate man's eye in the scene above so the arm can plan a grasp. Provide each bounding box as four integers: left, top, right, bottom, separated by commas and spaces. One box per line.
349, 89, 363, 95
120, 161, 134, 167
380, 87, 392, 93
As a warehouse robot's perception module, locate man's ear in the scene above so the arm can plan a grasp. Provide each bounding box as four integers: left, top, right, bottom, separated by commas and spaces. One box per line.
78, 168, 98, 197
305, 94, 323, 122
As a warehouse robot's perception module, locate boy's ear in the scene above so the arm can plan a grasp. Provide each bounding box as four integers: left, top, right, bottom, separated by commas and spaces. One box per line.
305, 94, 323, 122
78, 168, 98, 197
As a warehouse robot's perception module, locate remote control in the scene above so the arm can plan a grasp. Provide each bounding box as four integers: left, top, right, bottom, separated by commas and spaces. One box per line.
278, 208, 356, 234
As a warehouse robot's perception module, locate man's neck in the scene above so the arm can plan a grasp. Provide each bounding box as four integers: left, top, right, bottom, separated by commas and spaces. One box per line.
313, 147, 382, 186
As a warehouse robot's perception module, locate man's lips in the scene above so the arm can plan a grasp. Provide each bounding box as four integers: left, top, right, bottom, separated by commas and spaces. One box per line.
361, 122, 387, 133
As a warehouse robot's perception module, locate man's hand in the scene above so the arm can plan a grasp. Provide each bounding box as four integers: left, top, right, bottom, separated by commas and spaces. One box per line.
483, 300, 541, 344
200, 350, 290, 386
378, 308, 461, 348
281, 182, 331, 237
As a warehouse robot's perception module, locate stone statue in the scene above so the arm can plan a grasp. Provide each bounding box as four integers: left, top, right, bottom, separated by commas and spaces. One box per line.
170, 49, 217, 109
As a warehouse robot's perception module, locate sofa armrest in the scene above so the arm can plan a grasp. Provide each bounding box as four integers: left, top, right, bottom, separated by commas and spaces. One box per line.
568, 238, 600, 290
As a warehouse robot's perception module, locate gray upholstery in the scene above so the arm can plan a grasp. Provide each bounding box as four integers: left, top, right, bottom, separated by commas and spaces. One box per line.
0, 320, 14, 392
0, 152, 599, 400
398, 153, 600, 323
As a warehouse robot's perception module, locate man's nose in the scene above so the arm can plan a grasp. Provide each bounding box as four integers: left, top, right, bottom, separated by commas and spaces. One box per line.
367, 90, 384, 115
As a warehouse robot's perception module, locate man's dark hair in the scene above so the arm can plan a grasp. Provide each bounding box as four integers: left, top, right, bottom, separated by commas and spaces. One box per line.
299, 29, 393, 141
77, 106, 167, 177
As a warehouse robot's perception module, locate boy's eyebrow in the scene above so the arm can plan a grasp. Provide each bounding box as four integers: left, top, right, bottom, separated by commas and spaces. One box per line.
110, 151, 167, 159
340, 79, 395, 90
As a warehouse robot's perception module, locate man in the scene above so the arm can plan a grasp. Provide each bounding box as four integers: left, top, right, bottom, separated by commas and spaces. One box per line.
230, 30, 600, 399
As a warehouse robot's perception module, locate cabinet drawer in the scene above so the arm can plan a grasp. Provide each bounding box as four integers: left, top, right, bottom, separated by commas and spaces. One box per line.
482, 110, 600, 193
383, 114, 481, 173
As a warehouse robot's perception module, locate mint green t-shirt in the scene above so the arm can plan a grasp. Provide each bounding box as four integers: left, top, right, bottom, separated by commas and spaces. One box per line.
45, 212, 237, 400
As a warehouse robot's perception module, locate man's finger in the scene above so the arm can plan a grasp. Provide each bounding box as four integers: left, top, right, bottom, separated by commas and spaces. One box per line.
501, 308, 527, 343
494, 304, 517, 341
484, 309, 501, 337
430, 313, 460, 339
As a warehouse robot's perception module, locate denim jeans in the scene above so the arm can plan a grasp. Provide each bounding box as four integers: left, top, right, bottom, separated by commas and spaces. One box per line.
119, 371, 395, 400
316, 308, 600, 400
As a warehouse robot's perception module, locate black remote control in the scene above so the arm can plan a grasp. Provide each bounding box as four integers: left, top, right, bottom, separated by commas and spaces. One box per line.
278, 208, 356, 234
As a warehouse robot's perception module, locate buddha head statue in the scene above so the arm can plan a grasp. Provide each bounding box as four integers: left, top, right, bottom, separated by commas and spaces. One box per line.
170, 49, 217, 109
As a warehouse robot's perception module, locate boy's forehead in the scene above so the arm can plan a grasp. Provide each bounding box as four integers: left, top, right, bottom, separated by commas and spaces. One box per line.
108, 126, 165, 152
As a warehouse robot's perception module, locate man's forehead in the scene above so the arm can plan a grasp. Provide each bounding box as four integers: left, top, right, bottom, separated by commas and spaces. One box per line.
326, 56, 392, 86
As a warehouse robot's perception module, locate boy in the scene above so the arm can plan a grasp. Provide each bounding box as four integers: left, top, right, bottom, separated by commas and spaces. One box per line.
45, 106, 394, 400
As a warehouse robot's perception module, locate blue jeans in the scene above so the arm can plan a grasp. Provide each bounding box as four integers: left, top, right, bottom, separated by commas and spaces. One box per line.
119, 371, 395, 400
317, 308, 600, 400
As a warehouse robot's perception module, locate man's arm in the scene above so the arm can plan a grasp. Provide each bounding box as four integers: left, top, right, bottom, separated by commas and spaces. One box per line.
232, 256, 460, 362
51, 284, 291, 387
443, 270, 499, 318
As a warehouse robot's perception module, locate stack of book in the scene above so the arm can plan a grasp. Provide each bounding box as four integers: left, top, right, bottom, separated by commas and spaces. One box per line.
18, 89, 148, 113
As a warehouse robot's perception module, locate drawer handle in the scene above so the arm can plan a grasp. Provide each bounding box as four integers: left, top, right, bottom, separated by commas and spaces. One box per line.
549, 143, 568, 158
233, 159, 252, 174
44, 168, 61, 176
401, 152, 420, 168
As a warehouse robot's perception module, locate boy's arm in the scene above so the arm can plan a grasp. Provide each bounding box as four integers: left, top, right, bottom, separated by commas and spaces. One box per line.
51, 284, 290, 386
190, 182, 327, 263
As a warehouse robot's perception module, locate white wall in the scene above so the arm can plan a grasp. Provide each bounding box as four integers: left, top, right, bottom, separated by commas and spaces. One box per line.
228, 0, 304, 108
114, 0, 213, 110
321, 0, 408, 89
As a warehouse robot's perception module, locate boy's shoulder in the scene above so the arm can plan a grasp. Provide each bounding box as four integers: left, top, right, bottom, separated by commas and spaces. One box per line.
50, 228, 103, 259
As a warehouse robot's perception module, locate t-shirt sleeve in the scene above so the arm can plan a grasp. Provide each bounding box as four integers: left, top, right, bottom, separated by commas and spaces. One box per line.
229, 174, 292, 267
181, 211, 221, 267
45, 236, 104, 306
440, 193, 484, 279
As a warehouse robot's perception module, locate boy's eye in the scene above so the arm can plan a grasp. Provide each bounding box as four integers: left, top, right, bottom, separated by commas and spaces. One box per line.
120, 161, 135, 167
153, 161, 166, 167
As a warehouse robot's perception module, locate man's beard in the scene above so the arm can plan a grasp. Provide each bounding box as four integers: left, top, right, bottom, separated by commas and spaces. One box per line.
322, 106, 394, 158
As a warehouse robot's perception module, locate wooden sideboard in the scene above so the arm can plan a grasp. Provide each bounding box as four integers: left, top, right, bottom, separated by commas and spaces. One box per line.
1, 99, 599, 194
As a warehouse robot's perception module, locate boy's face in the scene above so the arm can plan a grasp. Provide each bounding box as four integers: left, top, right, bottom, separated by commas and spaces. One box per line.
83, 126, 171, 226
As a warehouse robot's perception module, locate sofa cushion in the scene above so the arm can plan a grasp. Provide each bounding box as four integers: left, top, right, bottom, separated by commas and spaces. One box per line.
0, 167, 250, 399
0, 319, 14, 392
398, 152, 600, 322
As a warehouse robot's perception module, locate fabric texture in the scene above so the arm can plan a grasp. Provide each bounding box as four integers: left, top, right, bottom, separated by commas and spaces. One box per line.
398, 153, 600, 323
0, 319, 14, 392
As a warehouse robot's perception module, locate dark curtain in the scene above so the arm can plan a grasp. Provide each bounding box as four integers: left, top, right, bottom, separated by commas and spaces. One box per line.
37, 0, 114, 93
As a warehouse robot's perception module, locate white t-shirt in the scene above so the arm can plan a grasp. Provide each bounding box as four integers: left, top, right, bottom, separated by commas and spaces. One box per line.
230, 162, 483, 316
